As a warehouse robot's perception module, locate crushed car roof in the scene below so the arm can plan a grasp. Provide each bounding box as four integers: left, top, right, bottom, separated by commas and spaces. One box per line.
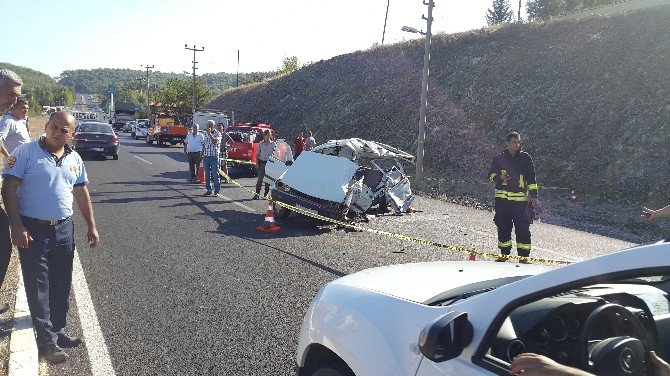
312, 138, 416, 164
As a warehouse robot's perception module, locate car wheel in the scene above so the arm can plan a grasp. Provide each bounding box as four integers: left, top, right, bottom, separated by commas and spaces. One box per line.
112, 154, 119, 160
146, 135, 153, 144
310, 365, 352, 376
273, 201, 291, 220
131, 132, 136, 138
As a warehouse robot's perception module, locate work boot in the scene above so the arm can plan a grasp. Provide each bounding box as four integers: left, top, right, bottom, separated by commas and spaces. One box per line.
57, 334, 84, 348
39, 344, 68, 364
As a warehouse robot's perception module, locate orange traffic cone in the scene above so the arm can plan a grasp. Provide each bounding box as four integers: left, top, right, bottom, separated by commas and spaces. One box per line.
257, 199, 281, 233
468, 252, 476, 261
198, 160, 205, 184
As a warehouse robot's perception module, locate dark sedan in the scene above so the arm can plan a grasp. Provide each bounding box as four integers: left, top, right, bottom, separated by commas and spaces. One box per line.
73, 122, 120, 160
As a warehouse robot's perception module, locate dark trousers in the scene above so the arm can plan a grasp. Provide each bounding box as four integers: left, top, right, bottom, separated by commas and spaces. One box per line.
187, 152, 202, 180
0, 205, 12, 289
255, 161, 269, 196
494, 199, 532, 257
18, 217, 75, 347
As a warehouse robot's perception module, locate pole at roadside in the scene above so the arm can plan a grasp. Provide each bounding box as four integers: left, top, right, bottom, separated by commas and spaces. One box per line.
185, 45, 205, 114
416, 0, 434, 183
142, 65, 154, 114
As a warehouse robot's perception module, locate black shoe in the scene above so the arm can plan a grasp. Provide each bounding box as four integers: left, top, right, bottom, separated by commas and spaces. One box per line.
0, 303, 9, 315
39, 344, 68, 364
57, 334, 84, 348
203, 191, 212, 196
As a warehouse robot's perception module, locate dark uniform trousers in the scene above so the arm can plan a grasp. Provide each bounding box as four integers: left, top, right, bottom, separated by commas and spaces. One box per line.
494, 199, 531, 257
18, 217, 75, 347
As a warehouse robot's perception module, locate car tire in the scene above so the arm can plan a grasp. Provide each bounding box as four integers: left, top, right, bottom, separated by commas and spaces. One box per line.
146, 135, 153, 144
309, 365, 352, 376
112, 154, 119, 160
273, 201, 291, 220
131, 132, 136, 138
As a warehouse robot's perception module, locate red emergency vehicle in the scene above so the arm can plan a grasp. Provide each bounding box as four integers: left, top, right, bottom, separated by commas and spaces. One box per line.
225, 123, 276, 174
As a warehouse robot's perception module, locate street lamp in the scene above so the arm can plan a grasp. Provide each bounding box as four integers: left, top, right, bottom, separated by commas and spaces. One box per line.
402, 0, 434, 183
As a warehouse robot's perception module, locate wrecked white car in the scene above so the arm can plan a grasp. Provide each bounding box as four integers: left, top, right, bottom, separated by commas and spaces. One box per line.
265, 138, 416, 221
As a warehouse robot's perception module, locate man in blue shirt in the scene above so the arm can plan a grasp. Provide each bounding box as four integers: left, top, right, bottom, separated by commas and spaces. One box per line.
1, 111, 100, 364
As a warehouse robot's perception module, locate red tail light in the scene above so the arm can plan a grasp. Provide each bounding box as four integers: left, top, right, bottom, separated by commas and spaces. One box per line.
74, 134, 86, 141
111, 136, 119, 143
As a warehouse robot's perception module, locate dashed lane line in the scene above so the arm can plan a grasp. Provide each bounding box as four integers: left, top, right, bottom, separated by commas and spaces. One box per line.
220, 194, 255, 212
72, 248, 116, 376
133, 156, 153, 165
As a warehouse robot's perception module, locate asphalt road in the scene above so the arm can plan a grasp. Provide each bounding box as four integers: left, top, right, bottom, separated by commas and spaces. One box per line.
40, 132, 637, 375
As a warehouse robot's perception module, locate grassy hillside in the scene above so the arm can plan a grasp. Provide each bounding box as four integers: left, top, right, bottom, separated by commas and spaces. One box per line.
206, 4, 670, 239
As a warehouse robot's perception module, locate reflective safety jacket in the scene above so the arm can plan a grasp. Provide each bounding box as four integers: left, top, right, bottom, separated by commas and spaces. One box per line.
488, 149, 538, 201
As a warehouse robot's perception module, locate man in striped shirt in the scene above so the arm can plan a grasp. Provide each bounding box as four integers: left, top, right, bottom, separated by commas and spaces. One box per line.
202, 120, 222, 197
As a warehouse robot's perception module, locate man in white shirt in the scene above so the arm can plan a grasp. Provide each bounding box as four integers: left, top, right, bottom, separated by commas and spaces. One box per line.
183, 124, 205, 182
0, 97, 31, 159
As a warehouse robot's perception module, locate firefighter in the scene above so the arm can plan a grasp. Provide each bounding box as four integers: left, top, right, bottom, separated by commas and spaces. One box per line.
488, 131, 539, 263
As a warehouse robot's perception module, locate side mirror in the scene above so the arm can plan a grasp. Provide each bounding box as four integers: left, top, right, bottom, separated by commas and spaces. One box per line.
418, 312, 473, 363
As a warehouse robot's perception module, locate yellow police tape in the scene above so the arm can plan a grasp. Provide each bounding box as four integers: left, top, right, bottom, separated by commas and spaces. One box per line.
218, 158, 573, 266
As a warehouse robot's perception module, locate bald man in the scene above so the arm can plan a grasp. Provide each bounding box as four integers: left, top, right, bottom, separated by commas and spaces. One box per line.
0, 69, 23, 317
2, 111, 100, 363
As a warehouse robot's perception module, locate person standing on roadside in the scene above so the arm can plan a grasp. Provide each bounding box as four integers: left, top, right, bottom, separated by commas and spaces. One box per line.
0, 69, 23, 317
488, 131, 539, 263
217, 123, 233, 184
254, 129, 276, 199
1, 111, 100, 364
202, 120, 222, 197
183, 124, 204, 182
293, 131, 305, 158
304, 131, 316, 151
1, 98, 31, 159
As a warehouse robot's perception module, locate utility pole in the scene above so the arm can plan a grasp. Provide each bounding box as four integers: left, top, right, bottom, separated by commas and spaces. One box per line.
185, 44, 205, 114
518, 0, 522, 21
142, 65, 154, 114
415, 0, 434, 183
236, 49, 240, 87
382, 0, 391, 44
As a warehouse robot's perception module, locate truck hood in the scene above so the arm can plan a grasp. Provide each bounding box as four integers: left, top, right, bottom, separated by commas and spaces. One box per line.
331, 261, 553, 304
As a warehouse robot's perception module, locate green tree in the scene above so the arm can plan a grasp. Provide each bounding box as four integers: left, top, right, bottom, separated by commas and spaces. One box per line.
154, 77, 211, 113
277, 56, 300, 76
526, 0, 565, 20
486, 0, 514, 25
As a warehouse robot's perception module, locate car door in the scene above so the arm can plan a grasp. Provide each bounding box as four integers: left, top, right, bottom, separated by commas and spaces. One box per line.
415, 243, 670, 376
263, 140, 293, 187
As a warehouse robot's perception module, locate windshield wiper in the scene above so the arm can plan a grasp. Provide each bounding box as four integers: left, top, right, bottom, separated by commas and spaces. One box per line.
436, 287, 497, 307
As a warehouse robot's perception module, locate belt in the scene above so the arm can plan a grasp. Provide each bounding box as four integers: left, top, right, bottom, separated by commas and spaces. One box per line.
21, 216, 70, 226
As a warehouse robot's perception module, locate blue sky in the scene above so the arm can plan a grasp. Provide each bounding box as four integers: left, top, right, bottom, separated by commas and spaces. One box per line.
2, 0, 527, 77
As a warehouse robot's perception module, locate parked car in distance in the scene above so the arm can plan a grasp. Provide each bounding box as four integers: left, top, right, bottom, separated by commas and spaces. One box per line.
73, 122, 120, 160
296, 243, 670, 376
132, 119, 149, 139
123, 120, 136, 133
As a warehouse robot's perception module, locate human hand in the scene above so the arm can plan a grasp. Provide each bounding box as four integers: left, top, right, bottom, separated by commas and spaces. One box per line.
510, 353, 590, 376
10, 224, 32, 248
87, 226, 100, 248
4, 155, 16, 169
641, 207, 655, 221
648, 351, 670, 376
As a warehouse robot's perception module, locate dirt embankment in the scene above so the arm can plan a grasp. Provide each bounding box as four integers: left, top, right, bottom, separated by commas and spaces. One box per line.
208, 4, 670, 242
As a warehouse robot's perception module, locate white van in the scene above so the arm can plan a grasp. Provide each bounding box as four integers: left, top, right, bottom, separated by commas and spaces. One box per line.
193, 112, 229, 130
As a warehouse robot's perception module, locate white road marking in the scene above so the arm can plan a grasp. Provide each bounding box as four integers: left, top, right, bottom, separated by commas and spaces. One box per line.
220, 194, 255, 212
133, 156, 153, 165
72, 249, 116, 376
9, 265, 38, 376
